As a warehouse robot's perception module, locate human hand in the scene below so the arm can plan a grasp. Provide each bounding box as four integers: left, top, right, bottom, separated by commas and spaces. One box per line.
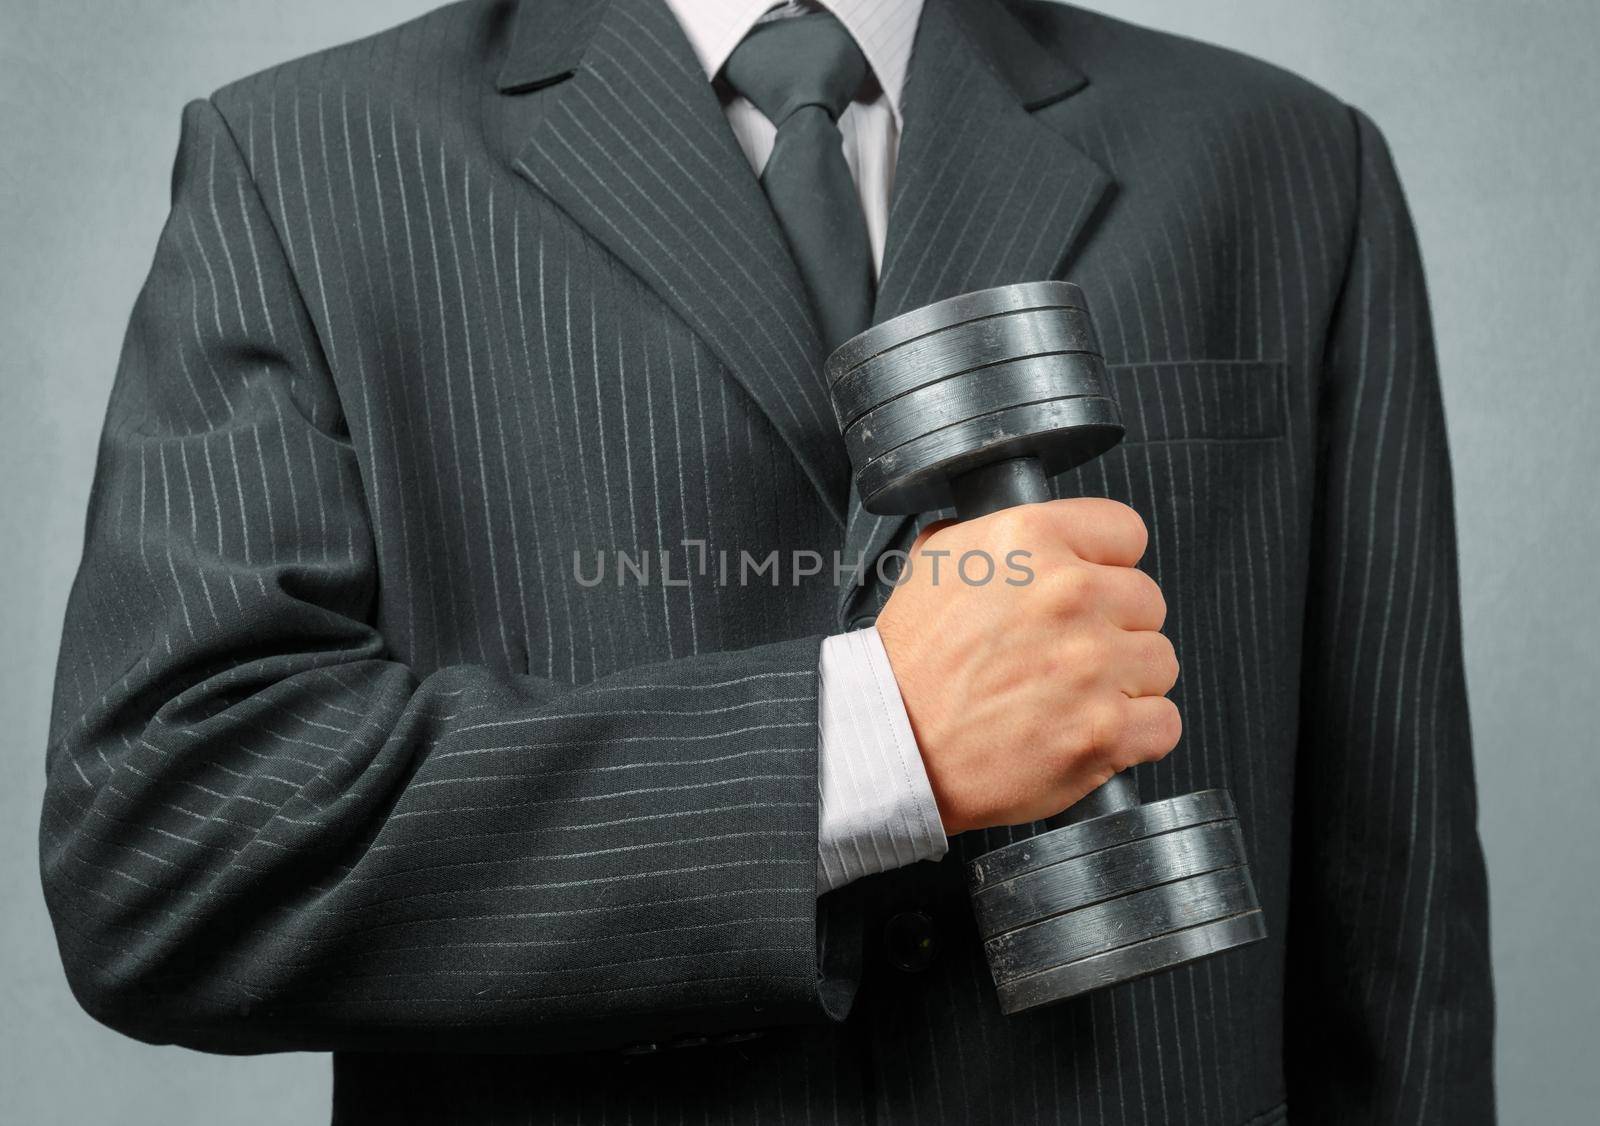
876, 499, 1181, 835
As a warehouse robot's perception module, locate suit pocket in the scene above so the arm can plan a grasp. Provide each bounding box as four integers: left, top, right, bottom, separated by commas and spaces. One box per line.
1067, 361, 1297, 822
1107, 360, 1287, 444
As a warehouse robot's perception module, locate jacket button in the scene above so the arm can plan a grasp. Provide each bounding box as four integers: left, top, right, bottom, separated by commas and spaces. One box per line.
885, 910, 938, 973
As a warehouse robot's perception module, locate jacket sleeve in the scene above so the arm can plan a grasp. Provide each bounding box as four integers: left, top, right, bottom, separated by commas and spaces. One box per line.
1285, 107, 1495, 1121
40, 98, 859, 1056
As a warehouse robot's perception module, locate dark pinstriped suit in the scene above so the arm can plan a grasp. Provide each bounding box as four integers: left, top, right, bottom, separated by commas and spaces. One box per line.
41, 0, 1494, 1121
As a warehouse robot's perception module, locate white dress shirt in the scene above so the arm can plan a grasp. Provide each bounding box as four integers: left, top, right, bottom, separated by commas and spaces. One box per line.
661, 0, 948, 892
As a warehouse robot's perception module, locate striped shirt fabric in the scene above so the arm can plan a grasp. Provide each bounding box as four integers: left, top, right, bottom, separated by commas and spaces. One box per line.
816, 628, 945, 890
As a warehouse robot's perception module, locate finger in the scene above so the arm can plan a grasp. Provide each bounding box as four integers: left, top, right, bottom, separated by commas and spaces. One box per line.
1111, 630, 1180, 698
1105, 696, 1183, 767
1038, 498, 1148, 566
1085, 562, 1167, 631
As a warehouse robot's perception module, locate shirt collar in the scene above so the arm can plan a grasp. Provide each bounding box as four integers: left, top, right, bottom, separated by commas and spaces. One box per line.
661, 0, 924, 125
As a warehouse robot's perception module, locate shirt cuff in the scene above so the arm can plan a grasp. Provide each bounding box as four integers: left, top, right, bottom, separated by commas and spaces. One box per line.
815, 625, 948, 894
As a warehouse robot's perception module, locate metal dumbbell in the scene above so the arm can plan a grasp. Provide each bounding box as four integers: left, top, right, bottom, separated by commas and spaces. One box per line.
826, 281, 1266, 1015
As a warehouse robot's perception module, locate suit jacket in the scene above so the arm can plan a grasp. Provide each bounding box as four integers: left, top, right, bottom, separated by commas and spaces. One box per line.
41, 0, 1494, 1121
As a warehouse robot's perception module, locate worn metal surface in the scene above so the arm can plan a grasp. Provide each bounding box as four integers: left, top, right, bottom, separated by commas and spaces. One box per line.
994, 911, 1269, 1014
972, 819, 1250, 936
826, 280, 1092, 379
984, 865, 1259, 980
843, 351, 1108, 465
969, 789, 1238, 888
830, 309, 1102, 428
856, 398, 1124, 513
825, 282, 1122, 514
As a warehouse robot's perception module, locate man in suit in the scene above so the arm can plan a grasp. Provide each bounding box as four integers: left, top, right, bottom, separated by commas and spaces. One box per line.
42, 0, 1494, 1121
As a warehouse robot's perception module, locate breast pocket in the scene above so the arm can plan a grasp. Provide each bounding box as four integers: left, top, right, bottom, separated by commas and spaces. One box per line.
1078, 359, 1298, 810
1106, 360, 1287, 445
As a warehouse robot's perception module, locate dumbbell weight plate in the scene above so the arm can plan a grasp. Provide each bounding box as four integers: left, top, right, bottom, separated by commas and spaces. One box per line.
856, 395, 1124, 513
827, 280, 1091, 382
829, 306, 1102, 429
969, 790, 1238, 889
984, 864, 1260, 984
972, 818, 1249, 937
994, 910, 1268, 1014
843, 351, 1110, 468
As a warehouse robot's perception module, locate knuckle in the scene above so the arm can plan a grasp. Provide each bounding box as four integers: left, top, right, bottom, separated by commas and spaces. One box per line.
1048, 564, 1095, 612
987, 506, 1036, 545
1045, 501, 1095, 543
1108, 501, 1149, 552
1053, 633, 1103, 684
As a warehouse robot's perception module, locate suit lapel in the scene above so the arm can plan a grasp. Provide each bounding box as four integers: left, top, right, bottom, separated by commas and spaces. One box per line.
504, 0, 849, 524
839, 0, 1117, 623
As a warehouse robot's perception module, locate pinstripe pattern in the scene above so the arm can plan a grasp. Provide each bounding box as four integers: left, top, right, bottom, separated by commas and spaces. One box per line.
42, 0, 1491, 1122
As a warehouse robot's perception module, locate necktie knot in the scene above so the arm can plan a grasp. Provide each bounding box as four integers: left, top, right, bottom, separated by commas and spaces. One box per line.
722, 12, 868, 126
721, 10, 875, 356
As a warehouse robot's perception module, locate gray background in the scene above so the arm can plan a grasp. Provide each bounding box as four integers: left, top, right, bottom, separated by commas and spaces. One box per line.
2, 0, 1595, 1121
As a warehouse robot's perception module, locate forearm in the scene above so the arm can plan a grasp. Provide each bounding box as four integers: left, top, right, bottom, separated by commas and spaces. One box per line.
40, 97, 846, 1054
43, 529, 834, 1053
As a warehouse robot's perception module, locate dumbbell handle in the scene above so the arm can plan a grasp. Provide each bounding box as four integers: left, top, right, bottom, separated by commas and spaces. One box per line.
948, 454, 1142, 824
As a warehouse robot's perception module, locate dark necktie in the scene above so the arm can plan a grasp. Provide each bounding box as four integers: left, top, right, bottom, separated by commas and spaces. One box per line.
723, 13, 875, 354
